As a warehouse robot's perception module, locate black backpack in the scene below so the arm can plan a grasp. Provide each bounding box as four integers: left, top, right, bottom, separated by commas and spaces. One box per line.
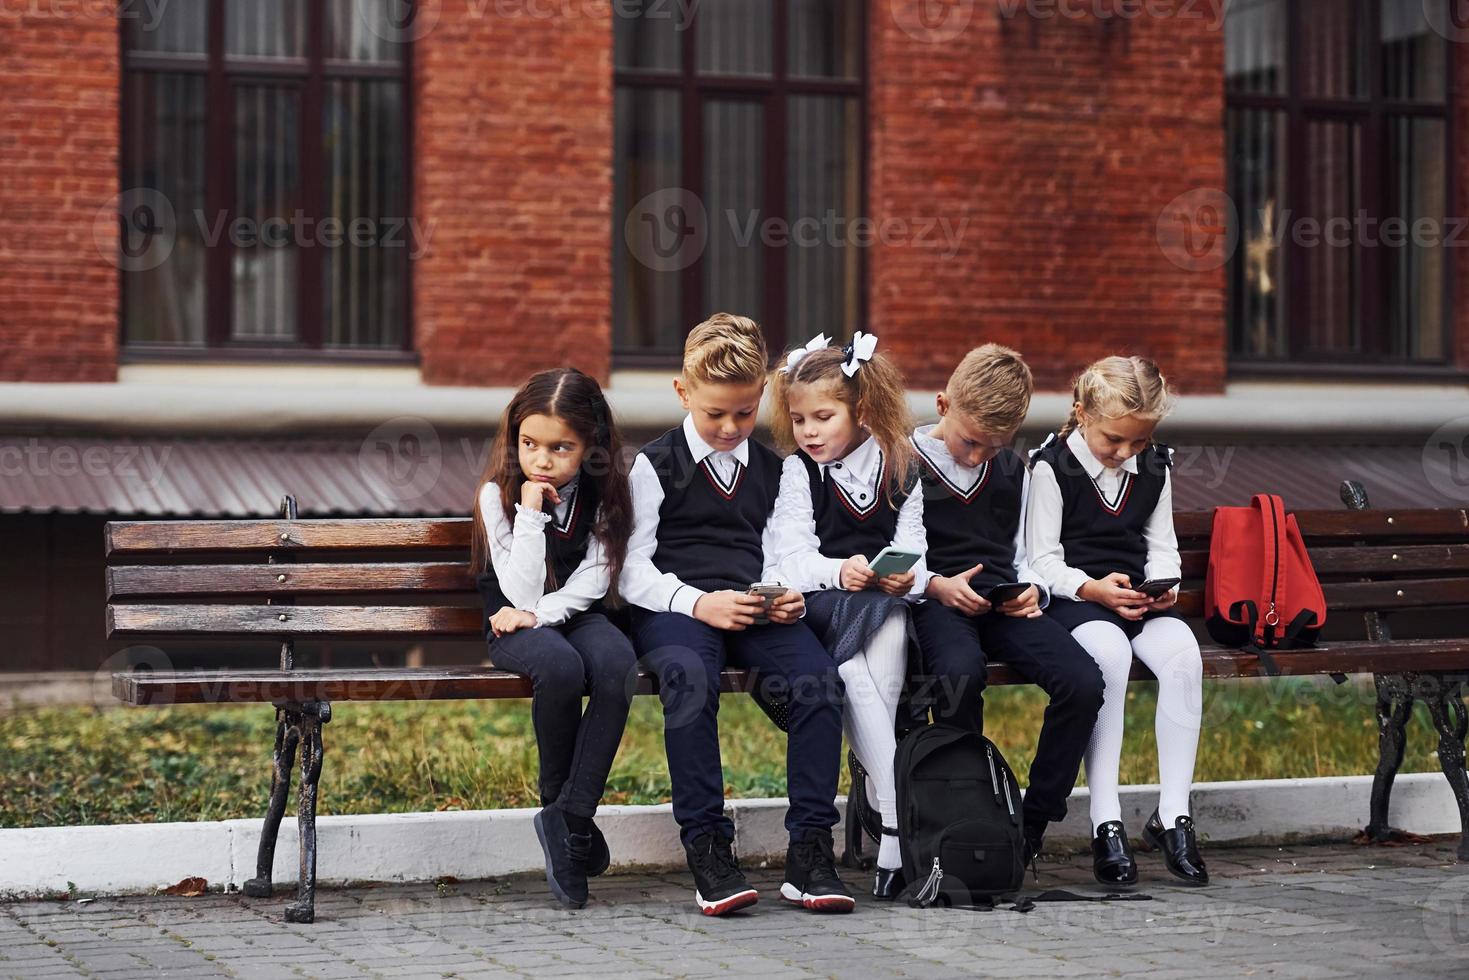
895, 724, 1025, 907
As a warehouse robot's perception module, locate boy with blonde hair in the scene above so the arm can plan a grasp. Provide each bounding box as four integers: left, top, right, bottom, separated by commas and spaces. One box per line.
621, 313, 854, 915
908, 343, 1105, 869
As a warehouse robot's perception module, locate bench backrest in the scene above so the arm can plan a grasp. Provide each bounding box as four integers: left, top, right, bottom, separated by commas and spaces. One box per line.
105, 504, 1469, 645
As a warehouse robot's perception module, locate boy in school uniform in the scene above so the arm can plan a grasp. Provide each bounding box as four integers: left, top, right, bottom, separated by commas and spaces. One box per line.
622, 313, 854, 916
909, 344, 1106, 867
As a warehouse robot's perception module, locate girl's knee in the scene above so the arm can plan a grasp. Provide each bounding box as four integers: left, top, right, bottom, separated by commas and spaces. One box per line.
1072, 622, 1134, 682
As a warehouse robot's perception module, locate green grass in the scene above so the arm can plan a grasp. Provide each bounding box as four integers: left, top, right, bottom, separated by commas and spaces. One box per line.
0, 677, 1451, 829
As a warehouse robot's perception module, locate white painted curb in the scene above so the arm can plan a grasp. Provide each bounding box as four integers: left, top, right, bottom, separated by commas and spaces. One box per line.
0, 773, 1461, 898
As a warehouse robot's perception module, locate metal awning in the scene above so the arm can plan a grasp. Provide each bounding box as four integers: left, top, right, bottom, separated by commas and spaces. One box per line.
0, 435, 1458, 517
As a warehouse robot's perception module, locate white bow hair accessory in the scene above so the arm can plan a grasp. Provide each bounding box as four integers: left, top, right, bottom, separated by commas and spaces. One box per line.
781, 332, 832, 373
841, 331, 879, 377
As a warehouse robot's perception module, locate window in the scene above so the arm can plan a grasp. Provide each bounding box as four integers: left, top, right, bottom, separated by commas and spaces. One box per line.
1225, 0, 1451, 368
613, 0, 865, 361
121, 0, 413, 355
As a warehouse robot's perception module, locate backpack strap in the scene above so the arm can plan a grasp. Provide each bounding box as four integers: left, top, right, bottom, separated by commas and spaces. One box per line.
1227, 598, 1283, 676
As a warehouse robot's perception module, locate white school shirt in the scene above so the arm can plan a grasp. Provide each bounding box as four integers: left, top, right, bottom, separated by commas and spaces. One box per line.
1024, 427, 1182, 601
477, 477, 611, 627
909, 423, 1050, 608
767, 435, 928, 597
620, 414, 784, 618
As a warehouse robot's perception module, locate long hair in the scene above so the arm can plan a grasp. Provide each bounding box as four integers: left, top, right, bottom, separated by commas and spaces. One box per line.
769, 341, 915, 505
469, 368, 631, 605
1059, 355, 1175, 438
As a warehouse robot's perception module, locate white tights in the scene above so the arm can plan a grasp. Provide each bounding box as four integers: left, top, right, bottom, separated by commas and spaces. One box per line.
838, 608, 908, 870
1071, 617, 1203, 832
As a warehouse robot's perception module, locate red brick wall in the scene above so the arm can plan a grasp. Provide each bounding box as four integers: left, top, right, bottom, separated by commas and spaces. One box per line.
413, 0, 613, 387
870, 2, 1228, 393
0, 8, 119, 382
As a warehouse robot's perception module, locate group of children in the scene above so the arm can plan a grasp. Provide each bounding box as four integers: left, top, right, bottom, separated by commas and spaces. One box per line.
472, 313, 1209, 914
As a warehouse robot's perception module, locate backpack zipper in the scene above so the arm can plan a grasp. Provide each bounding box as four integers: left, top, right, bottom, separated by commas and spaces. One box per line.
1265, 500, 1282, 636
986, 745, 1002, 805
914, 857, 944, 907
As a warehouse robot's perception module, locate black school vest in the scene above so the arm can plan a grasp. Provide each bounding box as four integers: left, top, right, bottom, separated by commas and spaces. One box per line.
1031, 434, 1171, 585
476, 478, 600, 613
799, 448, 919, 561
640, 426, 783, 593
913, 440, 1026, 591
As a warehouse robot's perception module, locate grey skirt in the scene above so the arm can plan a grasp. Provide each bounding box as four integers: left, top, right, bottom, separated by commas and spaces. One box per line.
803, 589, 917, 666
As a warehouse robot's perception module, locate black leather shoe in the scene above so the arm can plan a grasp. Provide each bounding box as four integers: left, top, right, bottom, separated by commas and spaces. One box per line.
872, 829, 905, 900
1091, 820, 1138, 887
1143, 810, 1209, 886
532, 806, 590, 909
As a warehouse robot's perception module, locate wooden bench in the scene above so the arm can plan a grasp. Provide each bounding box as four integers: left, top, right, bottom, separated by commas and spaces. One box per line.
106, 480, 1469, 923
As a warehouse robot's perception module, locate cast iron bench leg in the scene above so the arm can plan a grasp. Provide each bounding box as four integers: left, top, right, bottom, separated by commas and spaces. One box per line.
243, 706, 302, 898
1365, 674, 1413, 843
1422, 674, 1469, 861
285, 701, 330, 923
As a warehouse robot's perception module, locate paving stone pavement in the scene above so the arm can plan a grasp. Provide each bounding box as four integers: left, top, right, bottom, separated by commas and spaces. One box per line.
3, 839, 1468, 979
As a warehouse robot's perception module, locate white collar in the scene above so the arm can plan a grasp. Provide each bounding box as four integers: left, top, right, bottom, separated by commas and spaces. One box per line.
822, 433, 882, 485
682, 414, 750, 466
912, 423, 958, 465
1066, 427, 1138, 479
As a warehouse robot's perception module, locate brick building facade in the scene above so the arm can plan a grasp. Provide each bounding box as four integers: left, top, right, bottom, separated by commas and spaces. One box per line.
8, 1, 1463, 393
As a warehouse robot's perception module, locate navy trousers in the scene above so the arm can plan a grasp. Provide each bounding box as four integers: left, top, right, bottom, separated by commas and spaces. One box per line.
911, 601, 1106, 827
631, 610, 844, 847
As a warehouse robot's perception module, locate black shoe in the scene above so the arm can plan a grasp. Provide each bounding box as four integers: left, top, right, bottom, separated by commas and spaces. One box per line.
780, 831, 856, 913
1143, 810, 1209, 886
532, 806, 590, 909
872, 829, 905, 900
1091, 820, 1138, 888
685, 832, 758, 916
585, 819, 610, 877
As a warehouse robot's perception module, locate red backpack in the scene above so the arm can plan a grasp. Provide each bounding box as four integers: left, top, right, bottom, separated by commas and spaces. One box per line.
1204, 494, 1326, 675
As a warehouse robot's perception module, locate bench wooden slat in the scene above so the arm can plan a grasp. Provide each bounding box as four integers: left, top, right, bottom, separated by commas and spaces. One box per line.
105, 519, 473, 556
105, 508, 1469, 560
110, 638, 1469, 705
1178, 544, 1469, 579
108, 562, 477, 598
107, 603, 484, 638
1174, 508, 1468, 539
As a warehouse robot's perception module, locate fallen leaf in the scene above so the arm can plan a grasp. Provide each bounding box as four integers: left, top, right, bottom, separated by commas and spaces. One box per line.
160, 877, 207, 897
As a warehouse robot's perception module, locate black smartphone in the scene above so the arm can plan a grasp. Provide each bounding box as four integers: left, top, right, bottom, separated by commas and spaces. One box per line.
1137, 577, 1181, 598
985, 582, 1031, 604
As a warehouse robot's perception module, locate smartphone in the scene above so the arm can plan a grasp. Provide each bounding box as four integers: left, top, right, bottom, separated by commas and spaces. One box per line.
868, 547, 921, 578
984, 582, 1031, 605
1137, 577, 1181, 599
747, 581, 789, 624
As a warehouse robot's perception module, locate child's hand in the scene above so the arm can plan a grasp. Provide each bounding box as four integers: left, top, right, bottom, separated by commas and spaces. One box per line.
999, 584, 1043, 619
924, 564, 990, 616
877, 570, 915, 596
766, 589, 805, 624
1147, 588, 1179, 611
519, 479, 561, 512
489, 606, 537, 637
693, 590, 764, 631
840, 555, 876, 591
1080, 573, 1149, 620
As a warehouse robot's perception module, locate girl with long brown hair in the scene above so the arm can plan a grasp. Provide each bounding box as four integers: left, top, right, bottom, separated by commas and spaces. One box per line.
471, 367, 636, 910
765, 332, 925, 900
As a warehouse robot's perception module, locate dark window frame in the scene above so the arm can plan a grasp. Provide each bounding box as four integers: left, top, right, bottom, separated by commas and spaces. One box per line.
613, 1, 869, 366
118, 0, 416, 362
1226, 0, 1457, 376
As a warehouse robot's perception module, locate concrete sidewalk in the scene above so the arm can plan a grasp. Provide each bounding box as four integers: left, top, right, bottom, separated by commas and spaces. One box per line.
2, 839, 1465, 979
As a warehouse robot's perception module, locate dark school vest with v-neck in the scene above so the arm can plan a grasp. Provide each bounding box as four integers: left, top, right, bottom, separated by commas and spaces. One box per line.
1030, 434, 1171, 585
798, 448, 919, 561
913, 441, 1026, 591
476, 478, 600, 613
640, 426, 783, 593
